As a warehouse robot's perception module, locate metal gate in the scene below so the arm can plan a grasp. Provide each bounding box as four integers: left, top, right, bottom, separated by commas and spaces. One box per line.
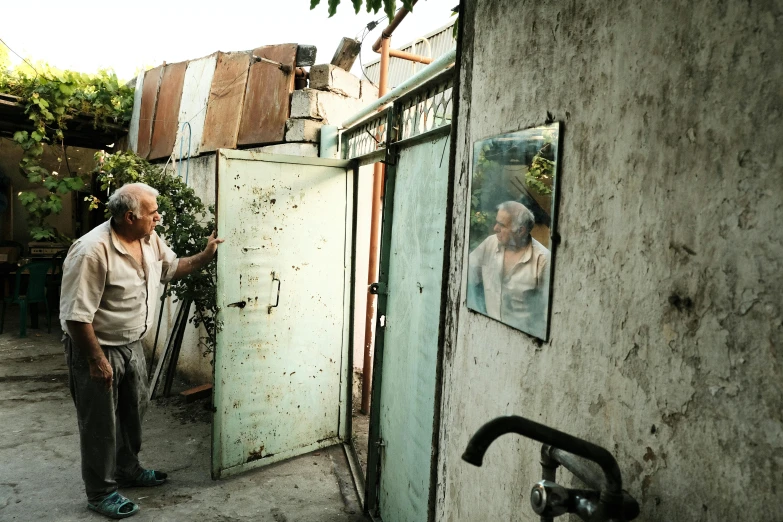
342, 69, 454, 522
212, 151, 356, 478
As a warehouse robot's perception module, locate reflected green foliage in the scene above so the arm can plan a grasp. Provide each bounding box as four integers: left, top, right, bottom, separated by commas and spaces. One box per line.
470, 126, 558, 250
94, 151, 219, 357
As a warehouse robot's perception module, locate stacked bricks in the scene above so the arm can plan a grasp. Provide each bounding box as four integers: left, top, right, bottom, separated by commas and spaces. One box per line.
286, 64, 379, 143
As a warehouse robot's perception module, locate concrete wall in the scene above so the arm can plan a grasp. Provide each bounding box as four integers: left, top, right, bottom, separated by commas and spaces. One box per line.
437, 1, 783, 521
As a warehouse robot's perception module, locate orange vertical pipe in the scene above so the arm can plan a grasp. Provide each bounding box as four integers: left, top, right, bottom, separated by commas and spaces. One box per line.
361, 36, 391, 415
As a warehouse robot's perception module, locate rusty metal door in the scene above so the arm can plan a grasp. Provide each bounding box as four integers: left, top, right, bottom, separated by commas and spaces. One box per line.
212, 150, 355, 479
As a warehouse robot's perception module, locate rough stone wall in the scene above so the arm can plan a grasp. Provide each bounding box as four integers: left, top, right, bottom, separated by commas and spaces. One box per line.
437, 1, 783, 521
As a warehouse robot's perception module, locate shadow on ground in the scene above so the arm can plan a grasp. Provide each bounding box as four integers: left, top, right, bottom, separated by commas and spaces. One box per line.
0, 309, 368, 521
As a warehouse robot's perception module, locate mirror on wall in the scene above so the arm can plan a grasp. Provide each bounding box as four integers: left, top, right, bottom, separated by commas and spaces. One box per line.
466, 122, 561, 341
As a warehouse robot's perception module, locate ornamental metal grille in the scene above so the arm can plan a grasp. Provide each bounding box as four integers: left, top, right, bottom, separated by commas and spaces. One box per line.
396, 75, 453, 142
343, 109, 389, 160
341, 70, 453, 160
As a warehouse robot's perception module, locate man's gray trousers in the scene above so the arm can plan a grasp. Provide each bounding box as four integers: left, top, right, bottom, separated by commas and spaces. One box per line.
64, 336, 148, 502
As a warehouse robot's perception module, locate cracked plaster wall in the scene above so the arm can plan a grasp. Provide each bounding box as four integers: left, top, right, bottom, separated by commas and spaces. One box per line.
436, 1, 782, 521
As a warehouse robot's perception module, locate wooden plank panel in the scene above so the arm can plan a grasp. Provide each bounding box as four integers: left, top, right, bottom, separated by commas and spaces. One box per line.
200, 52, 250, 153
237, 44, 297, 146
149, 61, 188, 160
174, 53, 218, 159
128, 73, 145, 153
137, 66, 163, 159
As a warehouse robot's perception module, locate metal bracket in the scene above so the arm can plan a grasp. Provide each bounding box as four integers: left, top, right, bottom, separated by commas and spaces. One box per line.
369, 282, 387, 295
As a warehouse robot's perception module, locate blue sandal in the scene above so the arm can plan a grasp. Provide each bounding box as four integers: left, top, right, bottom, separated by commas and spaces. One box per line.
87, 491, 139, 519
117, 469, 168, 488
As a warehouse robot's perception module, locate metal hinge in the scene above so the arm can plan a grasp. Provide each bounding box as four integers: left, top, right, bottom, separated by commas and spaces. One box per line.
369, 282, 387, 295
375, 438, 387, 448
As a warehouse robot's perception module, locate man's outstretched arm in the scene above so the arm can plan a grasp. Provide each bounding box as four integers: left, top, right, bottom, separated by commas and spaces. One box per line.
171, 232, 224, 280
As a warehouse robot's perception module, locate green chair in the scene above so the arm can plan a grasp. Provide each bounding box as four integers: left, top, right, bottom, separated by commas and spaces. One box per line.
0, 260, 52, 337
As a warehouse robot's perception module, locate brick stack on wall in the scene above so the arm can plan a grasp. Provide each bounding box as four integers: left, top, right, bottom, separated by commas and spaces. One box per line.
287, 64, 378, 143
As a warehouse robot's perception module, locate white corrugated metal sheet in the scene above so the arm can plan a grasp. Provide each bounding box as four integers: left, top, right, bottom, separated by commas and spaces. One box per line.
127, 73, 144, 153
362, 20, 456, 89
174, 53, 218, 159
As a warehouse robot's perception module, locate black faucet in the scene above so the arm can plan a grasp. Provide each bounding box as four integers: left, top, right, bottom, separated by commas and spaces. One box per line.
462, 415, 639, 522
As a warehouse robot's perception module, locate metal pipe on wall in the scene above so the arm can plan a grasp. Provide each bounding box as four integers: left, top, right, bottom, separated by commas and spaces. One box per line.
360, 35, 391, 415
341, 47, 457, 129
388, 48, 433, 64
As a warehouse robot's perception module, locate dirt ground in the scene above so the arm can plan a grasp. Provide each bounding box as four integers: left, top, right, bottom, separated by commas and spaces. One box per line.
0, 310, 368, 521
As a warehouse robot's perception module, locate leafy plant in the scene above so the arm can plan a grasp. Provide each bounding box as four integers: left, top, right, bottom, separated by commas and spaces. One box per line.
94, 151, 220, 356
526, 143, 554, 196
310, 0, 415, 24
0, 61, 134, 240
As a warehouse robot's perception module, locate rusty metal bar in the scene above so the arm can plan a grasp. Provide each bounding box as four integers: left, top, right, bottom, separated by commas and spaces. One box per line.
360, 35, 391, 415
371, 0, 418, 53
387, 48, 433, 64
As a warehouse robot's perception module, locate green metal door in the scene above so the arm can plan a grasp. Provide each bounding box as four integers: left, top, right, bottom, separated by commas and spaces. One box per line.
373, 131, 451, 521
212, 150, 355, 478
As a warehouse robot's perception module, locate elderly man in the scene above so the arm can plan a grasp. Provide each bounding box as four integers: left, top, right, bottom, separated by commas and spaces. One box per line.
468, 201, 550, 339
60, 182, 222, 519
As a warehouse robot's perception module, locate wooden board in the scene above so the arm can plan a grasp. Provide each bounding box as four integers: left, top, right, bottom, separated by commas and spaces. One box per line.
330, 38, 361, 71
137, 66, 163, 159
200, 52, 250, 153
180, 383, 213, 403
237, 44, 297, 146
174, 53, 218, 159
149, 61, 188, 160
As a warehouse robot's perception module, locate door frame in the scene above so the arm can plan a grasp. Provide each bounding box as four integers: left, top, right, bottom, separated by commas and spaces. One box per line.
211, 149, 360, 479
344, 68, 455, 522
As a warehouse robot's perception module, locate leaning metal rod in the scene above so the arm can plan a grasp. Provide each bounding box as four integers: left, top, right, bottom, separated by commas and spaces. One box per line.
148, 284, 168, 377
462, 415, 623, 495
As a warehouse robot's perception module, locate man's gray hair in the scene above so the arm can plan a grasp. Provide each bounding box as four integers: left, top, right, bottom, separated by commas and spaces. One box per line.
107, 183, 159, 220
497, 201, 534, 235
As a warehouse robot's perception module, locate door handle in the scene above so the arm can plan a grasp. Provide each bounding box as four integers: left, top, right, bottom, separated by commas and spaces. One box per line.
268, 272, 281, 314
227, 300, 246, 309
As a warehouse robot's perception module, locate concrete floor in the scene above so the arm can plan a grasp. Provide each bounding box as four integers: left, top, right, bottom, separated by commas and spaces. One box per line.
0, 312, 368, 521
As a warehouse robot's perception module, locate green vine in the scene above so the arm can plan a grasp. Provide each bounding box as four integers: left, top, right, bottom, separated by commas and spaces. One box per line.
93, 151, 219, 356
0, 61, 134, 241
310, 0, 414, 23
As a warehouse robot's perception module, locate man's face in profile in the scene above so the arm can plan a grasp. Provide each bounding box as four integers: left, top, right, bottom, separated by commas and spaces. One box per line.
494, 210, 514, 246
494, 209, 525, 248
130, 194, 161, 238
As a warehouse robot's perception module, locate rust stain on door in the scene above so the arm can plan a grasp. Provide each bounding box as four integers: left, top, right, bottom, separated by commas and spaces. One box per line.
148, 61, 188, 160
136, 66, 164, 159
237, 44, 297, 146
200, 52, 251, 153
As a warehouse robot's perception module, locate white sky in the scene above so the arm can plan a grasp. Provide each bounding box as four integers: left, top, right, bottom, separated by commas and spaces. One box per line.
0, 0, 456, 82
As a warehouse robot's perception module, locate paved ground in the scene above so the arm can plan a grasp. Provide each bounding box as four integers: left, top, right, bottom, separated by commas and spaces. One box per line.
0, 312, 368, 521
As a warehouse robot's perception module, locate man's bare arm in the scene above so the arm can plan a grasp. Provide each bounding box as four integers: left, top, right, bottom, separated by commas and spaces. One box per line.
171, 232, 224, 280
67, 320, 113, 390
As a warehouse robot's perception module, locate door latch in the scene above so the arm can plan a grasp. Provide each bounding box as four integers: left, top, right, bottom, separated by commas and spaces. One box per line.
227, 300, 246, 308
268, 271, 281, 314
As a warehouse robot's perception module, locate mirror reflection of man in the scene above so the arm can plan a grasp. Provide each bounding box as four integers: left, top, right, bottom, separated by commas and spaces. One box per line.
467, 201, 550, 338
